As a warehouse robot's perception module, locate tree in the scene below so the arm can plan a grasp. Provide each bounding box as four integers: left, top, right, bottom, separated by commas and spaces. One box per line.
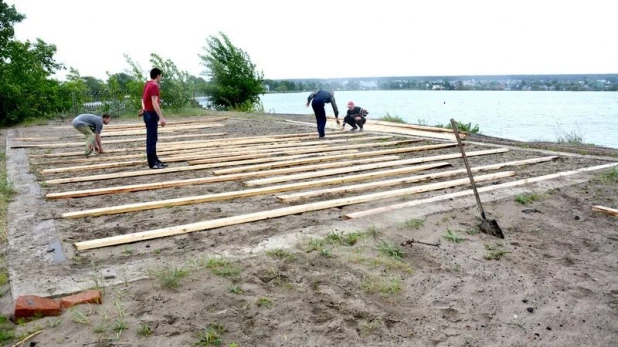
199, 32, 264, 111
0, 3, 68, 125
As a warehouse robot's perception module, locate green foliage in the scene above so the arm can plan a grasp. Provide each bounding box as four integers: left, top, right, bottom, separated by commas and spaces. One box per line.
402, 218, 424, 229
200, 32, 265, 110
515, 192, 540, 205
0, 34, 68, 125
443, 229, 465, 243
376, 241, 404, 260
378, 113, 406, 123
599, 167, 618, 184
435, 120, 480, 134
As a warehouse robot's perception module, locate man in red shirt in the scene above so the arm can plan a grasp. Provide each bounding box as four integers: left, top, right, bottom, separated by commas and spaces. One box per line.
140, 68, 167, 169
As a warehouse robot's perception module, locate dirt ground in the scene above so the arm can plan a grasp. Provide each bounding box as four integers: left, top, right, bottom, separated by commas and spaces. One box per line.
1, 112, 617, 347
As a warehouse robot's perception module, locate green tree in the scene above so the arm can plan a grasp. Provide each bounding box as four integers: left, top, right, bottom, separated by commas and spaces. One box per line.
199, 32, 265, 111
0, 2, 67, 125
120, 53, 197, 111
149, 53, 195, 109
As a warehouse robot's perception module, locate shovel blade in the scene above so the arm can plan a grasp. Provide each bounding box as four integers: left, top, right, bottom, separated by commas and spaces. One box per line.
480, 219, 504, 239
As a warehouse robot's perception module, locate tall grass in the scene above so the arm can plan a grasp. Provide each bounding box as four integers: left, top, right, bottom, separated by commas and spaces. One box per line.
555, 122, 585, 145
378, 113, 406, 123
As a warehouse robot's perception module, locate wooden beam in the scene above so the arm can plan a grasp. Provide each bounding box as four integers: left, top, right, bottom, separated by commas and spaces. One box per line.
369, 120, 457, 134
87, 123, 226, 137
44, 154, 400, 185
73, 171, 514, 250
26, 131, 358, 157
183, 139, 421, 165
245, 148, 509, 186
276, 156, 559, 202
21, 133, 227, 153
24, 135, 290, 151
40, 160, 144, 174
344, 162, 618, 219
49, 161, 450, 201
63, 162, 449, 218
211, 142, 453, 175
592, 206, 618, 217
42, 148, 362, 175
286, 119, 458, 140
163, 135, 390, 154
52, 117, 227, 130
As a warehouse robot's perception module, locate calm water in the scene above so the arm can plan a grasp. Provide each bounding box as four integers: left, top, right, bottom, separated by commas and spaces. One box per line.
257, 91, 618, 149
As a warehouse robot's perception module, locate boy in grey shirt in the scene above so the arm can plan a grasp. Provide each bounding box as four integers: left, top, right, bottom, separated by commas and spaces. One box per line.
72, 113, 111, 156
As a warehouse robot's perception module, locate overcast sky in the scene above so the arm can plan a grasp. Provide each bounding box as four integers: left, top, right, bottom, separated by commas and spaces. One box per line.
9, 0, 617, 81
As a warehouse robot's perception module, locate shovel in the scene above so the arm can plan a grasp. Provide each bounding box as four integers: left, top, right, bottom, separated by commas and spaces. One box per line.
450, 119, 504, 238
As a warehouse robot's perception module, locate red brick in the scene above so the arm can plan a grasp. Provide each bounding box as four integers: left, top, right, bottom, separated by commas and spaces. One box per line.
60, 290, 102, 309
14, 295, 62, 319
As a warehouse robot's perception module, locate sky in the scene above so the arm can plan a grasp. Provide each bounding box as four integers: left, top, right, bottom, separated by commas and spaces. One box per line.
8, 0, 618, 81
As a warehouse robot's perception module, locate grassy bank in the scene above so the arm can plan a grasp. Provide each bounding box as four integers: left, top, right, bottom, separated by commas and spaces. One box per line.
0, 139, 16, 342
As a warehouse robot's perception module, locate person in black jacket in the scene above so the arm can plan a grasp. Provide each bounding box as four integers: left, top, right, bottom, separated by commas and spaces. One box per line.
342, 101, 368, 132
306, 90, 339, 138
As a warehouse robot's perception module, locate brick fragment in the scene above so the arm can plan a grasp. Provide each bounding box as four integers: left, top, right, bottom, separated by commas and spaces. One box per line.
14, 295, 62, 318
60, 289, 102, 309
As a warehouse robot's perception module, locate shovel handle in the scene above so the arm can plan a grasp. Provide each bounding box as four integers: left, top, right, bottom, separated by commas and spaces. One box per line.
450, 119, 487, 219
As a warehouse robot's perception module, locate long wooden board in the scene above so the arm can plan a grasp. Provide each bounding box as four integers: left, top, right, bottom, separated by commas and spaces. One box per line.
277, 156, 560, 202
42, 139, 418, 184
44, 154, 400, 185
73, 171, 514, 250
369, 120, 457, 134
92, 123, 226, 137
287, 119, 457, 141
38, 138, 349, 172
50, 161, 451, 200
210, 142, 453, 175
27, 132, 361, 158
187, 139, 426, 165
62, 162, 450, 218
592, 206, 618, 217
245, 148, 509, 186
52, 117, 227, 130
344, 162, 618, 219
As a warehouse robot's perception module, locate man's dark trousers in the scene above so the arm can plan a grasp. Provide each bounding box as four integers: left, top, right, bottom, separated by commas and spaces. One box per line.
143, 111, 160, 167
311, 101, 327, 137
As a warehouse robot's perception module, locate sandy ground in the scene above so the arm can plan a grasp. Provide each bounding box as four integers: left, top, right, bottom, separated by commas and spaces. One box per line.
0, 112, 617, 347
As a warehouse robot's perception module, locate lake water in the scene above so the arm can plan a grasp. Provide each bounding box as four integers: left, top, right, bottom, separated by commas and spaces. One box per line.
256, 91, 618, 149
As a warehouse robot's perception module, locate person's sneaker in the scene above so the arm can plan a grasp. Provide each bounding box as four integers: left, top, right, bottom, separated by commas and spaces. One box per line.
359, 127, 364, 132
349, 127, 358, 132
156, 161, 168, 168
150, 163, 166, 169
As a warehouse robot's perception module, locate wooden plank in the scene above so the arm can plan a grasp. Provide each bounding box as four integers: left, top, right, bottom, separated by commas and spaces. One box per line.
40, 161, 144, 174
24, 135, 287, 151
286, 119, 457, 140
277, 156, 559, 202
44, 154, 400, 185
592, 206, 618, 217
344, 162, 618, 219
91, 123, 226, 137
63, 162, 449, 218
369, 120, 457, 134
27, 132, 357, 157
42, 149, 362, 175
21, 133, 227, 153
164, 135, 390, 154
184, 139, 422, 165
212, 142, 453, 175
52, 117, 227, 130
50, 161, 450, 200
245, 148, 509, 186
73, 171, 514, 250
